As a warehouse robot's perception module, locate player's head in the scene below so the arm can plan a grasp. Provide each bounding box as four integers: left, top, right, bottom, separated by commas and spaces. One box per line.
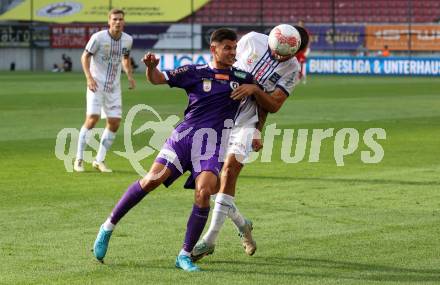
209, 28, 237, 68
108, 9, 125, 33
293, 25, 309, 54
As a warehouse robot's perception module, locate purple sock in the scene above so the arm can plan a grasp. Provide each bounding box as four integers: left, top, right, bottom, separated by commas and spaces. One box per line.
183, 204, 210, 252
109, 180, 148, 225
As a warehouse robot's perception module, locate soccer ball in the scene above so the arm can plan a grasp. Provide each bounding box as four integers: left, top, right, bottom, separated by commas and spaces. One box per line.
268, 24, 301, 57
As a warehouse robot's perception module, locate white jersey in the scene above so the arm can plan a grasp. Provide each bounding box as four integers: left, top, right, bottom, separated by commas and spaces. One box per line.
233, 31, 300, 126
85, 30, 133, 93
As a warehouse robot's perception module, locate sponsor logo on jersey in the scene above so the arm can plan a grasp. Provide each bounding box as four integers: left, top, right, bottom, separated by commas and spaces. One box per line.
268, 72, 281, 84
215, 73, 229, 80
37, 1, 82, 18
203, 79, 212, 92
234, 71, 247, 79
170, 66, 189, 77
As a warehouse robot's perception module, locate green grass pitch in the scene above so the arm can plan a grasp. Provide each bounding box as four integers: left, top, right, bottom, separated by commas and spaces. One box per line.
0, 72, 439, 284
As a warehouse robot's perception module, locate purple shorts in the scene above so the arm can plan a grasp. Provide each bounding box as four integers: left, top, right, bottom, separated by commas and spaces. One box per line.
155, 130, 223, 189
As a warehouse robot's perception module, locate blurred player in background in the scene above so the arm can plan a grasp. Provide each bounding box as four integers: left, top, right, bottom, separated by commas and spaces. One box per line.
295, 20, 310, 84
192, 24, 309, 261
92, 28, 261, 272
73, 9, 135, 173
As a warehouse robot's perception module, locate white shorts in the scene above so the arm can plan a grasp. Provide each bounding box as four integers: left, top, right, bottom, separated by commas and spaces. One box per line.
86, 88, 122, 118
226, 123, 256, 161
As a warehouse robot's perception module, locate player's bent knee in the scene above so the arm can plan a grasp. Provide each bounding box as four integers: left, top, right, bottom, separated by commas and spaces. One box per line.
107, 118, 121, 132
222, 163, 242, 181
195, 187, 214, 206
85, 115, 99, 129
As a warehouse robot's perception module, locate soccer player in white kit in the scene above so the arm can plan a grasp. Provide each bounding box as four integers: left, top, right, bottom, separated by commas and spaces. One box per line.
192, 25, 309, 260
74, 9, 135, 173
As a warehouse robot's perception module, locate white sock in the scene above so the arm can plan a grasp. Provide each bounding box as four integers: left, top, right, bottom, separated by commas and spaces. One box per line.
103, 218, 115, 231
229, 201, 246, 230
95, 128, 116, 162
179, 249, 191, 257
202, 193, 234, 245
76, 126, 90, 160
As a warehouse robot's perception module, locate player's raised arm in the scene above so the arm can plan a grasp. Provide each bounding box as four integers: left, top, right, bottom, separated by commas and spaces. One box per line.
143, 52, 166, 85
81, 50, 98, 92
230, 84, 288, 113
122, 55, 136, 89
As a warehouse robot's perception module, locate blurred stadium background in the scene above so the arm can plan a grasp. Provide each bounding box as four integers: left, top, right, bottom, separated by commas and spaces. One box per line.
0, 0, 439, 75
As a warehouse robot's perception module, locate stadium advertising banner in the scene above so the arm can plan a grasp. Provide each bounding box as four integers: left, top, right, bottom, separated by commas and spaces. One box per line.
125, 25, 201, 50
366, 25, 440, 51
0, 25, 50, 48
154, 53, 211, 71
33, 25, 50, 48
50, 24, 105, 48
141, 53, 440, 76
0, 0, 209, 23
307, 57, 440, 76
307, 25, 365, 50
0, 25, 31, 47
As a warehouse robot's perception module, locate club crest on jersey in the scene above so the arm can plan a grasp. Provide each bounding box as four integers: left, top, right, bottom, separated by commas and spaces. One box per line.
268, 72, 281, 84
247, 53, 259, 65
102, 44, 110, 59
203, 79, 212, 92
230, 81, 239, 90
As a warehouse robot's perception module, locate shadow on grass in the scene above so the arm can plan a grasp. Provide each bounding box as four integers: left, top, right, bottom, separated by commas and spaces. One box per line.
241, 175, 440, 186
100, 256, 440, 282
204, 256, 440, 282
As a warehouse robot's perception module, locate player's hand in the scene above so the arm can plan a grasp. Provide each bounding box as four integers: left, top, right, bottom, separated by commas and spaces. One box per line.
142, 52, 160, 68
230, 84, 258, 100
87, 77, 98, 92
128, 77, 136, 89
252, 138, 263, 152
252, 130, 263, 152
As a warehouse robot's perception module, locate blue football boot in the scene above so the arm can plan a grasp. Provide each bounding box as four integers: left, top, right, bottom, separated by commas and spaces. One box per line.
93, 225, 113, 262
175, 254, 201, 272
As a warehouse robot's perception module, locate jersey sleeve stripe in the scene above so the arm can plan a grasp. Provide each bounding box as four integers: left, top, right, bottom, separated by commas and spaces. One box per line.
87, 40, 96, 54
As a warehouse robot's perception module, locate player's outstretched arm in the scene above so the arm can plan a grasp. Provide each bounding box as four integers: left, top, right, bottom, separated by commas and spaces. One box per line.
231, 84, 287, 113
81, 51, 98, 92
122, 55, 136, 89
142, 52, 166, 85
254, 88, 288, 113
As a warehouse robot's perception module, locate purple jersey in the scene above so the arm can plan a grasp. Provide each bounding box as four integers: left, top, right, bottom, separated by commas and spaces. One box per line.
156, 63, 256, 189
163, 63, 254, 137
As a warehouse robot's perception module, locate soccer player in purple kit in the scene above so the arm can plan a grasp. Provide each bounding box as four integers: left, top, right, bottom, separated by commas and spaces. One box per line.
92, 28, 256, 272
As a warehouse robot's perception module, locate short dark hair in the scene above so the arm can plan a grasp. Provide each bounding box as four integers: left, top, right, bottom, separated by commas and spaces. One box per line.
108, 8, 124, 18
210, 28, 237, 44
294, 26, 309, 53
